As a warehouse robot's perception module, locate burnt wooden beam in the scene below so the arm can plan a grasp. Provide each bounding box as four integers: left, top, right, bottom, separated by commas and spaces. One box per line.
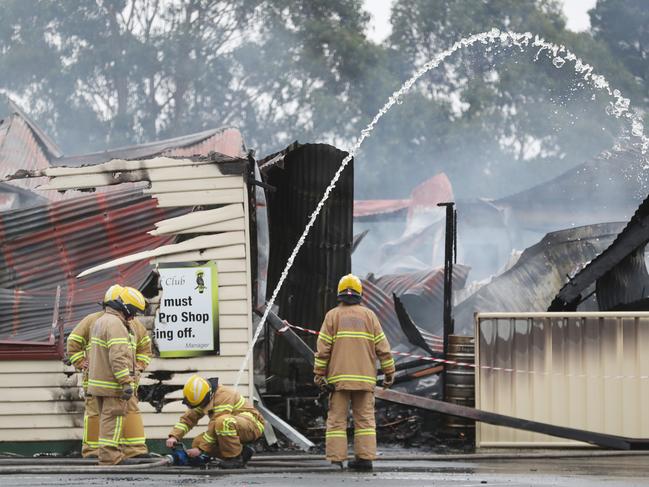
375, 388, 649, 450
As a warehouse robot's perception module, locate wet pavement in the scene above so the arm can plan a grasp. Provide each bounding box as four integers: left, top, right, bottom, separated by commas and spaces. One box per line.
4, 455, 649, 486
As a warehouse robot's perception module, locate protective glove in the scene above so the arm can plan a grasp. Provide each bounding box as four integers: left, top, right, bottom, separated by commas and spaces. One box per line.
383, 373, 395, 388
121, 383, 134, 401
314, 375, 333, 392
186, 448, 202, 458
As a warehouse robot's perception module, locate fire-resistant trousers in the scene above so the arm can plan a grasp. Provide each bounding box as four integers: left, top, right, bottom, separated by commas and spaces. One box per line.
96, 396, 127, 465
121, 394, 148, 458
85, 395, 147, 460
82, 396, 99, 457
191, 413, 263, 458
325, 390, 376, 462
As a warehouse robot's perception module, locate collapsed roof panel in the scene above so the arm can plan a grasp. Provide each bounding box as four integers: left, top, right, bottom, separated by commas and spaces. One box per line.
550, 193, 649, 311
453, 222, 624, 335
361, 278, 411, 352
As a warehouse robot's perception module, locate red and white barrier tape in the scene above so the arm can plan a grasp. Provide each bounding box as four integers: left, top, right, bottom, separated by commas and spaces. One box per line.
278, 321, 443, 352
277, 322, 649, 380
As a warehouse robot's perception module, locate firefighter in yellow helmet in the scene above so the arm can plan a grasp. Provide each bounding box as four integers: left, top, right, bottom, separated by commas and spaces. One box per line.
67, 284, 153, 458
314, 273, 395, 471
87, 286, 147, 465
166, 375, 264, 469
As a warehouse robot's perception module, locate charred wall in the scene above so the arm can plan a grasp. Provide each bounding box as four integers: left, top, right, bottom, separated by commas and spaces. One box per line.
262, 144, 353, 383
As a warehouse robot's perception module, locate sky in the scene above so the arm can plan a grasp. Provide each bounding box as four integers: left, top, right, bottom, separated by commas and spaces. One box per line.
362, 0, 598, 43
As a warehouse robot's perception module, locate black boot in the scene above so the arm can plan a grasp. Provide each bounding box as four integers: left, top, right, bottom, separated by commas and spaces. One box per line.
241, 445, 255, 465
347, 458, 373, 471
219, 455, 245, 469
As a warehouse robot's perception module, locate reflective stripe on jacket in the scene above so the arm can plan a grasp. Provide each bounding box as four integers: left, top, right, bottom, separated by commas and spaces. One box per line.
314, 303, 395, 391
87, 309, 136, 397
169, 384, 263, 441
131, 319, 153, 371
66, 311, 103, 389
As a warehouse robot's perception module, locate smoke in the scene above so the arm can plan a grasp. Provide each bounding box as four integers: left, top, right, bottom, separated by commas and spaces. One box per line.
349, 39, 642, 285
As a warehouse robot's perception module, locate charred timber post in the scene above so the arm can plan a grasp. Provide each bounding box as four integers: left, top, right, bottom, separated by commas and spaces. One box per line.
437, 202, 456, 400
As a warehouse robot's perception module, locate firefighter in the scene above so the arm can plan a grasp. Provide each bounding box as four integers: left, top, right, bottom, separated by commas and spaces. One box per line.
313, 273, 396, 471
67, 284, 153, 458
165, 375, 264, 469
67, 284, 120, 457
87, 286, 147, 465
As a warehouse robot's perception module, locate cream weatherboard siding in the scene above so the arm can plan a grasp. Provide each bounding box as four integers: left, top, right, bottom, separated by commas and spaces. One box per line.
476, 312, 649, 447
0, 155, 255, 443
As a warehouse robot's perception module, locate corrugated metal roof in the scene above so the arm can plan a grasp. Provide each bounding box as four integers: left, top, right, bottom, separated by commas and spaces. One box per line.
361, 279, 437, 356
495, 145, 646, 231
55, 127, 246, 167
0, 106, 54, 197
0, 182, 47, 211
354, 199, 410, 219
353, 173, 453, 222
165, 128, 247, 159
0, 97, 63, 160
372, 265, 470, 336
407, 173, 454, 219
0, 187, 184, 342
0, 98, 247, 205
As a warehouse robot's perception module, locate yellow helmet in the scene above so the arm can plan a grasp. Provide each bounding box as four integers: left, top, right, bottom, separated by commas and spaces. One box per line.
183, 374, 211, 407
103, 284, 124, 304
337, 273, 362, 296
118, 286, 147, 316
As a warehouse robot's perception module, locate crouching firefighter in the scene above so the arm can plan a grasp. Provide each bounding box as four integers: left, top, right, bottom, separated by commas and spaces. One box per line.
314, 274, 396, 471
87, 286, 147, 465
166, 375, 264, 469
67, 284, 152, 458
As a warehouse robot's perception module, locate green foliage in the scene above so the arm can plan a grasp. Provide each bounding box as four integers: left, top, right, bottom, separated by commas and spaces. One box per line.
375, 0, 639, 199
0, 0, 265, 150
590, 0, 649, 105
0, 0, 644, 201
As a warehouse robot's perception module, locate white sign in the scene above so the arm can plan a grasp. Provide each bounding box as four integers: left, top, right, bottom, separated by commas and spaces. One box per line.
155, 264, 219, 357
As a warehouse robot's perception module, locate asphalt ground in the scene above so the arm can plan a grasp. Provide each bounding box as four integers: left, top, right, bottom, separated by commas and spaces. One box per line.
3, 454, 649, 486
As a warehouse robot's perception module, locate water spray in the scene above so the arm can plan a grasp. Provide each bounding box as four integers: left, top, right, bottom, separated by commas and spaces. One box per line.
234, 28, 649, 387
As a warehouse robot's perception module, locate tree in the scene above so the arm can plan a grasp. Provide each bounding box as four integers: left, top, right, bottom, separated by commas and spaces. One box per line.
590, 0, 649, 106
0, 0, 269, 151
237, 0, 381, 151
0, 0, 378, 156
366, 0, 639, 199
